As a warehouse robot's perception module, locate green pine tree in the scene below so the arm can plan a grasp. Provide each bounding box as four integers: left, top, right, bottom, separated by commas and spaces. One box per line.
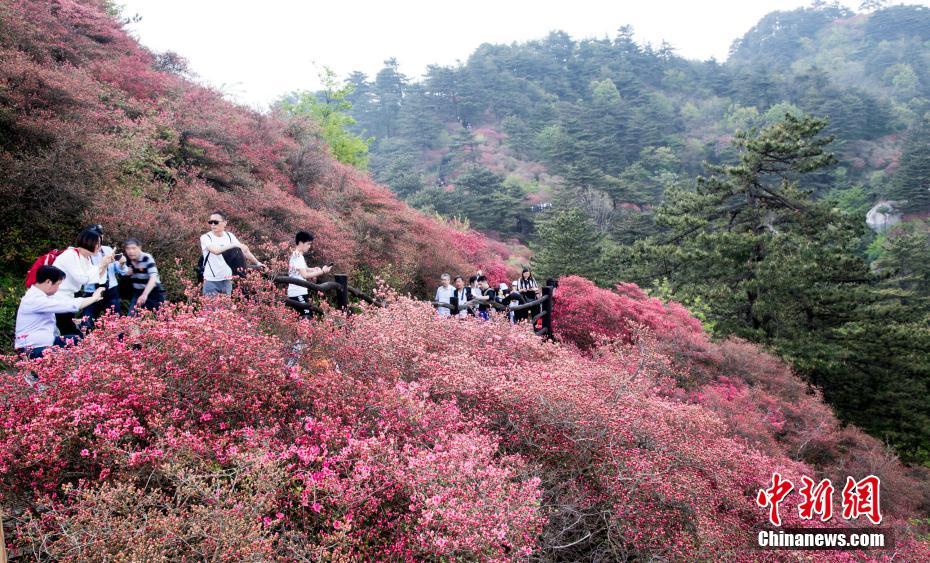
617, 113, 930, 462
889, 116, 930, 212
532, 207, 604, 282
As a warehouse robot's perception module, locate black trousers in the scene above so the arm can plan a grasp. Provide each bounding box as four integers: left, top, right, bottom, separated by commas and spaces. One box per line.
55, 312, 82, 341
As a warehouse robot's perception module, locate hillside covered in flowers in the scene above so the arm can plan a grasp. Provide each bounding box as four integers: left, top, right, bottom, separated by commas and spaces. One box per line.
1, 0, 929, 560
2, 279, 929, 559
0, 0, 516, 313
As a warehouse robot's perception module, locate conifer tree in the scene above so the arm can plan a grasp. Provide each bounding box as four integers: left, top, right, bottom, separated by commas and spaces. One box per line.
889, 116, 930, 212
618, 114, 930, 461
532, 207, 604, 282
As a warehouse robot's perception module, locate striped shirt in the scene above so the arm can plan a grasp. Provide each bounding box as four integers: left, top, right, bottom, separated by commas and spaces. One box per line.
128, 252, 161, 291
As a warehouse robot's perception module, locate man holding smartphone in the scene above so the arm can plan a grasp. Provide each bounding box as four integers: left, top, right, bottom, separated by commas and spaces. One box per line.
288, 231, 332, 316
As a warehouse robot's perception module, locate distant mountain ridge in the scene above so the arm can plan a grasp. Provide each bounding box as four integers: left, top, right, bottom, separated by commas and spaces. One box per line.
343, 3, 930, 235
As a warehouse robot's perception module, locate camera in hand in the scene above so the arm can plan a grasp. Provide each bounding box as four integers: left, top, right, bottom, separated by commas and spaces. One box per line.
113, 253, 124, 261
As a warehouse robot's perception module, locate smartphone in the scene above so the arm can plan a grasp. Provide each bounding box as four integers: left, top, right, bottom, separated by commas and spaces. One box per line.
325, 262, 335, 268
113, 253, 124, 261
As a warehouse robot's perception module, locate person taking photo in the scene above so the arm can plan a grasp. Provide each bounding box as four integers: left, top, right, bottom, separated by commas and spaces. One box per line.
14, 266, 104, 359
52, 228, 113, 339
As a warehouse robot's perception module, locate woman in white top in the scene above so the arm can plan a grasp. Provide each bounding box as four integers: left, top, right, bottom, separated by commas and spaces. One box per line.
51, 229, 113, 338
82, 224, 128, 324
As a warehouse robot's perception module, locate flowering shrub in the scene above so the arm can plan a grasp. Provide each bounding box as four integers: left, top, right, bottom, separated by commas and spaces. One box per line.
0, 0, 517, 303
0, 280, 928, 559
0, 300, 542, 560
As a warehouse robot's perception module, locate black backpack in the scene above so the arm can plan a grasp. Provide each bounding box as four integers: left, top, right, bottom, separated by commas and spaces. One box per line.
198, 233, 237, 283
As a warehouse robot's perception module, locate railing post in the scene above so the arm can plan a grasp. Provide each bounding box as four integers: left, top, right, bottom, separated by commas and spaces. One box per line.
542, 285, 554, 340
334, 274, 349, 311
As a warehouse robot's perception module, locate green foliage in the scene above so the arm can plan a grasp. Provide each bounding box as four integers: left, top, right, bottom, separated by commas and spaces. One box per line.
531, 207, 604, 282
407, 165, 531, 236
0, 269, 22, 355
619, 113, 930, 462
647, 277, 716, 333
278, 68, 371, 169
888, 116, 930, 212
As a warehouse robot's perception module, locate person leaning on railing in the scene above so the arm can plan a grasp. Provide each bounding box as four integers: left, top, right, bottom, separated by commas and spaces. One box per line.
518, 267, 542, 321
288, 230, 332, 317
474, 276, 498, 321
435, 273, 455, 317
452, 276, 473, 319
502, 281, 527, 324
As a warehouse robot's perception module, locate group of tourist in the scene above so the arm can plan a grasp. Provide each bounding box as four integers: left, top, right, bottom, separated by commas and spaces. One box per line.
434, 268, 543, 323
13, 210, 538, 359
12, 212, 250, 357
14, 224, 165, 358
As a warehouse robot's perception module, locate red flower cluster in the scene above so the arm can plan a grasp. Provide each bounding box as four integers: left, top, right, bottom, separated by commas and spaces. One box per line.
0, 278, 927, 559
0, 0, 516, 295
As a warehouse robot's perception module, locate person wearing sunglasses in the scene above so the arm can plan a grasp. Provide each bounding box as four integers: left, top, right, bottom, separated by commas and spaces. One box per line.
199, 211, 265, 296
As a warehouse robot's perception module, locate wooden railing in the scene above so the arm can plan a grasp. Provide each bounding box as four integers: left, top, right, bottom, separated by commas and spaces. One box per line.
271, 274, 556, 339
431, 279, 556, 339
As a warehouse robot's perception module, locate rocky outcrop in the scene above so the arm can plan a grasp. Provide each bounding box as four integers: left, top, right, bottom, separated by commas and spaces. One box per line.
866, 200, 903, 232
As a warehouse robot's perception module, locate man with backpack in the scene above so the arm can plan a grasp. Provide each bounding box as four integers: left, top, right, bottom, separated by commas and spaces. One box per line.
451, 276, 472, 319
15, 266, 105, 359
199, 211, 265, 296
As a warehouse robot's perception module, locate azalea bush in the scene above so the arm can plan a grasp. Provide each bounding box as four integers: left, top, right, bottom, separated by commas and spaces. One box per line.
1, 280, 927, 560
0, 0, 517, 310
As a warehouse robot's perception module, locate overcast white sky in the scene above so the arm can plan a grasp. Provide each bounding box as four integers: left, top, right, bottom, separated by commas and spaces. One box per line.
119, 0, 916, 109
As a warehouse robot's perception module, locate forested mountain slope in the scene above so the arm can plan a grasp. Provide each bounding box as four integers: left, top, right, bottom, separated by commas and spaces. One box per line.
348, 4, 930, 231
0, 1, 929, 559
338, 4, 930, 464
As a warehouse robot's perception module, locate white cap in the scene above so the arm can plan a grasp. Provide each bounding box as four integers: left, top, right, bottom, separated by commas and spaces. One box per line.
499, 283, 509, 291
512, 280, 519, 287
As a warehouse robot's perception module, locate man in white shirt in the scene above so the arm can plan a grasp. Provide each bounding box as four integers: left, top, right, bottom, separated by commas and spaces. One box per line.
15, 266, 104, 359
200, 211, 265, 296
435, 274, 455, 317
288, 230, 331, 316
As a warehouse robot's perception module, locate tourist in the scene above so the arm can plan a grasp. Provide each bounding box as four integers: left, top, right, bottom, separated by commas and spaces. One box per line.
199, 211, 266, 296
452, 276, 472, 319
475, 275, 497, 321
519, 267, 542, 321
502, 280, 527, 323
14, 266, 105, 359
123, 238, 165, 314
81, 224, 126, 323
52, 228, 113, 339
435, 273, 455, 317
288, 230, 331, 317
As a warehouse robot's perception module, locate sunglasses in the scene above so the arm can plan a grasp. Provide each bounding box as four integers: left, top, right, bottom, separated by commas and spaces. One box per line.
208, 220, 221, 225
